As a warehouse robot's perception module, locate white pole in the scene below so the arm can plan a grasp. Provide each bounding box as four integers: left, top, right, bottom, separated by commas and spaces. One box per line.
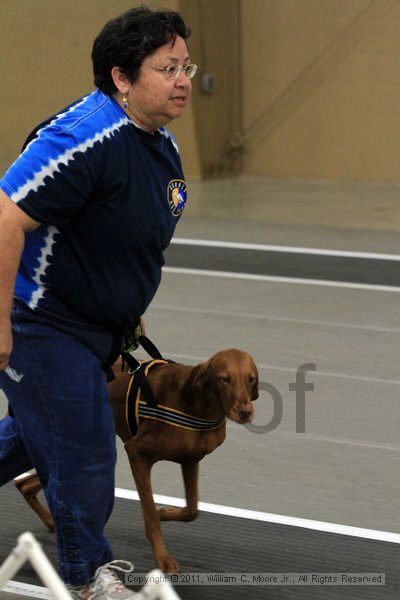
0, 544, 27, 588
0, 532, 72, 600
0, 533, 182, 600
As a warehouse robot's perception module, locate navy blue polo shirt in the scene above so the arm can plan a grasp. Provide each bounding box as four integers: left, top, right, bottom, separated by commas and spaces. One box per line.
0, 90, 187, 328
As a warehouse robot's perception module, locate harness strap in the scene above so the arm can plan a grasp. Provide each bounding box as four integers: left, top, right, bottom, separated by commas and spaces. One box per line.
137, 401, 226, 432
124, 359, 159, 414
122, 335, 174, 410
125, 359, 167, 436
121, 351, 142, 375
124, 360, 226, 437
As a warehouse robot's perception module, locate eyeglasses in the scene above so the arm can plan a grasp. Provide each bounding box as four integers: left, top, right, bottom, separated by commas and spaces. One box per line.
146, 63, 198, 80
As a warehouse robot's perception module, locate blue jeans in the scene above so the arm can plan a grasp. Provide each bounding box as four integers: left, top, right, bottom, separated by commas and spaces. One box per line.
0, 301, 124, 585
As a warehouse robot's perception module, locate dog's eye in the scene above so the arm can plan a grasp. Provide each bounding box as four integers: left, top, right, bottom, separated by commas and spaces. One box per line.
248, 375, 256, 384
219, 375, 231, 384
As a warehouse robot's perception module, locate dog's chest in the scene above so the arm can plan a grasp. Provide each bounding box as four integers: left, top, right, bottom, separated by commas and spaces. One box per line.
170, 427, 226, 463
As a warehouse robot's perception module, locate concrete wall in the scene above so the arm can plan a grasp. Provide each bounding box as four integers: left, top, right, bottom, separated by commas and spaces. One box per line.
178, 0, 242, 177
2, 1, 400, 182
0, 0, 201, 178
241, 0, 400, 181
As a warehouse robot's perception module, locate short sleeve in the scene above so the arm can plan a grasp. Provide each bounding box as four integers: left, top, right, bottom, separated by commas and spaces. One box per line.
0, 125, 95, 226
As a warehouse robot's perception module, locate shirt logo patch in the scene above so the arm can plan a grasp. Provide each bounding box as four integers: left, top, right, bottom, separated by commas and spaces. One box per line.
167, 179, 187, 217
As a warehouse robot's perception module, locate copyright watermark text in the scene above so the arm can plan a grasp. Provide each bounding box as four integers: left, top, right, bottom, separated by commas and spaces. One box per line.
126, 572, 385, 586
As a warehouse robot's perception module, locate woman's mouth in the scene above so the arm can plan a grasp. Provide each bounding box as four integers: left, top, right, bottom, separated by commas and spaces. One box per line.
171, 96, 187, 105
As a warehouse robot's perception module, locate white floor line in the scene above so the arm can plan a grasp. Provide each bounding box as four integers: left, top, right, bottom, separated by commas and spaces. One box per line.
301, 369, 400, 385
115, 487, 400, 545
162, 267, 400, 293
3, 580, 53, 598
157, 352, 400, 386
98, 348, 398, 385
152, 304, 400, 334
4, 491, 399, 598
271, 430, 400, 453
172, 238, 400, 261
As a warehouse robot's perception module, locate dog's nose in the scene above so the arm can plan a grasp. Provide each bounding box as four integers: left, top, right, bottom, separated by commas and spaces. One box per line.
240, 409, 252, 423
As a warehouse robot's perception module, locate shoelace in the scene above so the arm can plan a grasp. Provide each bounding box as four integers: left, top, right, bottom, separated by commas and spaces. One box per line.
65, 585, 89, 600
92, 560, 135, 595
67, 561, 135, 599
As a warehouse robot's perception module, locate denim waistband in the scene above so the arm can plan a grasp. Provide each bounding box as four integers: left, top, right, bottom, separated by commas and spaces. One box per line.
11, 299, 124, 369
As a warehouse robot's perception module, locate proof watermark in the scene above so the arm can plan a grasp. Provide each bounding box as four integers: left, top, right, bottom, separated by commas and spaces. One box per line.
126, 572, 385, 587
245, 362, 316, 434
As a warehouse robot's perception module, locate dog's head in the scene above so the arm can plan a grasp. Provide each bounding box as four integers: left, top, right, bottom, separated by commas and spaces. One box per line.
192, 349, 258, 424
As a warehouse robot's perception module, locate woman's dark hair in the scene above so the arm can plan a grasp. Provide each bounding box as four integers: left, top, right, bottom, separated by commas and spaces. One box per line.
92, 5, 190, 95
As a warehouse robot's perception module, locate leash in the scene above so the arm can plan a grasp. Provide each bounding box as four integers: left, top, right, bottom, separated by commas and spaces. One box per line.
122, 329, 174, 410
103, 321, 164, 383
122, 335, 164, 373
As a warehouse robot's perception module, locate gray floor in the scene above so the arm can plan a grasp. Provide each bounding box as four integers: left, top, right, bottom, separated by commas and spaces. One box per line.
122, 176, 400, 533
2, 483, 399, 600
126, 264, 400, 532
1, 176, 400, 597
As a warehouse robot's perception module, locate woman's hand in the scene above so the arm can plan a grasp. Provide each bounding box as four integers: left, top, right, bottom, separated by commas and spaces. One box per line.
139, 316, 146, 336
0, 318, 13, 371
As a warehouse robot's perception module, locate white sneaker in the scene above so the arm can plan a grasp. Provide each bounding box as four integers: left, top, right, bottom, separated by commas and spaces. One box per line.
67, 560, 138, 599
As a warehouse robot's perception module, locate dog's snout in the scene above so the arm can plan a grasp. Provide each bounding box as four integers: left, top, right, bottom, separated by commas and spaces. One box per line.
239, 409, 253, 423
238, 397, 254, 423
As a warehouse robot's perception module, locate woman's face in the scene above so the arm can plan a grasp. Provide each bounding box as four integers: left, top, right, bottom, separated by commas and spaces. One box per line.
122, 36, 192, 132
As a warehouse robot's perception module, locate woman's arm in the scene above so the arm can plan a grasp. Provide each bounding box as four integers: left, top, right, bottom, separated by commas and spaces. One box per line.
0, 189, 40, 370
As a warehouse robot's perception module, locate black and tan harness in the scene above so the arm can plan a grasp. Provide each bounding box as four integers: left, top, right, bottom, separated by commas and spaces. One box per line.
122, 352, 226, 438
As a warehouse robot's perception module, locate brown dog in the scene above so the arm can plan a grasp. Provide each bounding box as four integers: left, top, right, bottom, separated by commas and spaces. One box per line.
15, 348, 258, 573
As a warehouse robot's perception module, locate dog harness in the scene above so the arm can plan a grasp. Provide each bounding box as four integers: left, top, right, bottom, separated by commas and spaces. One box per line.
124, 359, 226, 437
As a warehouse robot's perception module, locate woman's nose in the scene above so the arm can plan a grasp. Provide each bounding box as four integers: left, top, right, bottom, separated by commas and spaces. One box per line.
175, 70, 190, 87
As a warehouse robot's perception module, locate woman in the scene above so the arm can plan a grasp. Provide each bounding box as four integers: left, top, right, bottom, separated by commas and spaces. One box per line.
0, 6, 196, 598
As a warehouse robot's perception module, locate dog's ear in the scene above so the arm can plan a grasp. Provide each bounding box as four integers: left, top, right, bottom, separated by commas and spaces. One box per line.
191, 360, 211, 394
251, 372, 259, 401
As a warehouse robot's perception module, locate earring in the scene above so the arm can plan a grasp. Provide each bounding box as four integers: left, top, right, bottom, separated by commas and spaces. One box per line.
122, 96, 129, 109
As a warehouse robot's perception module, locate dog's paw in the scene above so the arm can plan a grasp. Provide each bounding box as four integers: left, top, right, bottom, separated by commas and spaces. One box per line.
157, 554, 180, 574
158, 507, 182, 521
158, 506, 197, 522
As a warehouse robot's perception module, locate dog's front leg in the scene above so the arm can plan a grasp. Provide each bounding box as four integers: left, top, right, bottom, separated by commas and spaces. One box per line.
158, 462, 199, 522
125, 442, 180, 573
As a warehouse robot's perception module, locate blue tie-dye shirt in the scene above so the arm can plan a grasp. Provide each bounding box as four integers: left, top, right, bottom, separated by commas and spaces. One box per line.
0, 90, 187, 328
